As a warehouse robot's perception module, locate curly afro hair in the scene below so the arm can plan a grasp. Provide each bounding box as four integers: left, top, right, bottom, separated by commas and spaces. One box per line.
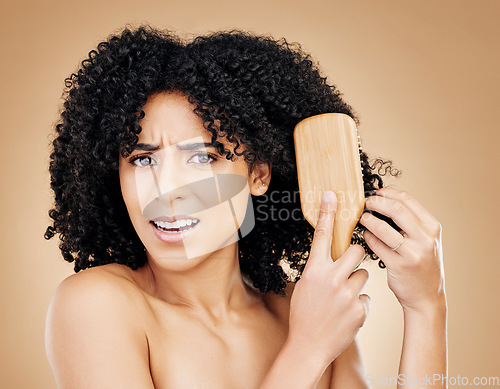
44, 24, 401, 295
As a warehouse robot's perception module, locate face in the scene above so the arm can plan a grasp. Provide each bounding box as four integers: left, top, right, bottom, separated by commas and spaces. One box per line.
118, 91, 267, 270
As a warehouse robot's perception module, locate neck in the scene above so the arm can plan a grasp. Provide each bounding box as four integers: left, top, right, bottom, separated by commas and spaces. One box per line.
135, 242, 260, 322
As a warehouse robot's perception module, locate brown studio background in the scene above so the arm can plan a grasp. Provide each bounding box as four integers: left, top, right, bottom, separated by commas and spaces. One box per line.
1, 0, 499, 387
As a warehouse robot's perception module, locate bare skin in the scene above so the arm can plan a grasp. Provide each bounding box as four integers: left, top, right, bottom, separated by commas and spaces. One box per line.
46, 261, 355, 388
45, 92, 370, 388
46, 91, 446, 389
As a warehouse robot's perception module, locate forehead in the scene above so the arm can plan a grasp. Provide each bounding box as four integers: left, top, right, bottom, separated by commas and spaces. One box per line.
137, 91, 212, 147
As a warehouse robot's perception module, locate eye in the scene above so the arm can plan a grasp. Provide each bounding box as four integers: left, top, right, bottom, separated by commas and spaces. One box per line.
129, 155, 157, 167
187, 152, 217, 165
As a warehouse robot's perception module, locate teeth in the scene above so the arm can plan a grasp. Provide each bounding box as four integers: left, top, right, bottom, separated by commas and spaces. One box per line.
152, 219, 199, 231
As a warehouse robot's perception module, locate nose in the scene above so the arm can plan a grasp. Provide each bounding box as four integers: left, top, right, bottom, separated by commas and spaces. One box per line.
149, 161, 187, 201
141, 162, 189, 220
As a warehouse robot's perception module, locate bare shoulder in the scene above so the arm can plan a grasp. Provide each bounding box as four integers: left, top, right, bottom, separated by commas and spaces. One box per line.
48, 263, 145, 314
45, 264, 154, 388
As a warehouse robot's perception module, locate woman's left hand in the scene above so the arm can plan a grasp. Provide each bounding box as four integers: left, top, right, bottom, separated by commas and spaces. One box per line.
359, 187, 446, 314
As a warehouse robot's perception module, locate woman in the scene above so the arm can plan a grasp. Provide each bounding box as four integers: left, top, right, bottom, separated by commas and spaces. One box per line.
45, 25, 447, 388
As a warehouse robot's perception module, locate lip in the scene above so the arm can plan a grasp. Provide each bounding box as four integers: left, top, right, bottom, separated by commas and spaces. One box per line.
150, 220, 199, 244
151, 215, 199, 223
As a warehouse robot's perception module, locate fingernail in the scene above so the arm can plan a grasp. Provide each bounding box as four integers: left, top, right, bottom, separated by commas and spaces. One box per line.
324, 191, 334, 202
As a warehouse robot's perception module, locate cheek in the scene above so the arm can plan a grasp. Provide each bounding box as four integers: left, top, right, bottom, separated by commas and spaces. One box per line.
118, 165, 140, 215
232, 184, 251, 227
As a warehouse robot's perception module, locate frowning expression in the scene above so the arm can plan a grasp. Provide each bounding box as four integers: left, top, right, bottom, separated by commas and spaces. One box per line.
118, 91, 258, 269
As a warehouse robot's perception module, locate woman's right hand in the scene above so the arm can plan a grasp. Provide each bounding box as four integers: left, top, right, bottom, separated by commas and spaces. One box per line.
287, 191, 370, 369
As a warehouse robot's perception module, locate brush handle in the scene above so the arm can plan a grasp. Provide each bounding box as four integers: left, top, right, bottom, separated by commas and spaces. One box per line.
294, 113, 365, 261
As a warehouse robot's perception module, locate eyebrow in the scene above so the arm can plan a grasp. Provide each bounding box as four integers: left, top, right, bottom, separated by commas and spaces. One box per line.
132, 142, 216, 152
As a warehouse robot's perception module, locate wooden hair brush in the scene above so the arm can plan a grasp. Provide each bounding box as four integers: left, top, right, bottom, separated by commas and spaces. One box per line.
294, 113, 365, 261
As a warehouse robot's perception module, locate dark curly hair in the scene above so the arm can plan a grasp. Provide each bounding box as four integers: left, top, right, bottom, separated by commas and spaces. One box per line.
44, 24, 401, 295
